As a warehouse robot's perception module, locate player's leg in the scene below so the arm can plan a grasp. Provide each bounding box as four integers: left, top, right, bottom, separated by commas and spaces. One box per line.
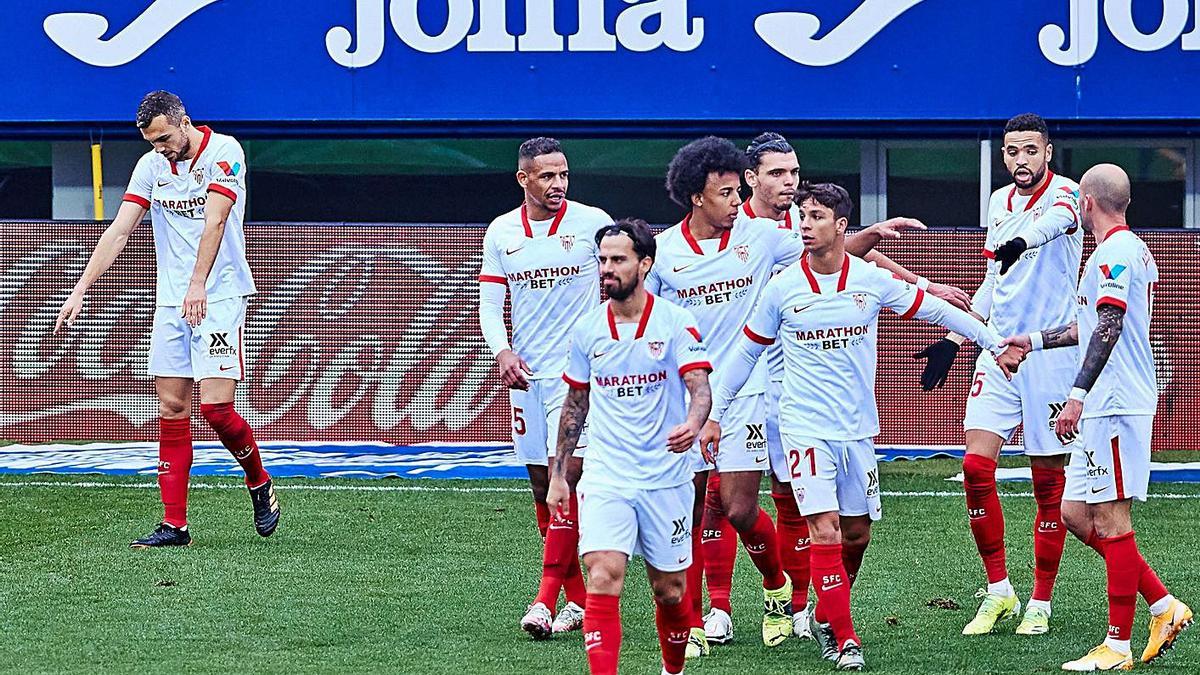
513, 384, 559, 637
578, 482, 637, 675
700, 471, 738, 644
133, 306, 195, 549
685, 468, 710, 658
538, 379, 588, 634
638, 481, 695, 675
767, 381, 813, 639
717, 394, 790, 647
834, 439, 881, 588
961, 352, 1023, 635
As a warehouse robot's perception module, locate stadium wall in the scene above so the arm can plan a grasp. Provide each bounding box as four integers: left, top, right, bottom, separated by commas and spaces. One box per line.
2, 221, 1196, 451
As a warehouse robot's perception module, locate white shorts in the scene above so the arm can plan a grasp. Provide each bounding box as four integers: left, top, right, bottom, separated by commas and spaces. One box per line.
148, 297, 248, 380
766, 380, 790, 483
779, 433, 882, 521
963, 348, 1079, 456
510, 378, 587, 466
577, 478, 695, 573
1065, 414, 1153, 504
696, 393, 769, 474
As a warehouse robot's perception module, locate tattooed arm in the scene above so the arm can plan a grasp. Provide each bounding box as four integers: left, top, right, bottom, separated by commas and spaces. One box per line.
1055, 305, 1126, 438
547, 386, 590, 515
995, 321, 1080, 377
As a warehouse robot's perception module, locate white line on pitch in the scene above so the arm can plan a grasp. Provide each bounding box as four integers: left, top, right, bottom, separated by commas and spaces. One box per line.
1, 480, 1199, 499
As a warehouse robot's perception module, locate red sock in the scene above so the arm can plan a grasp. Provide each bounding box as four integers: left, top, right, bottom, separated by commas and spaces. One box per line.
702, 475, 737, 615
1102, 532, 1140, 642
656, 599, 690, 675
739, 507, 787, 589
687, 524, 705, 628
1086, 529, 1168, 606
1031, 465, 1067, 602
773, 491, 811, 607
199, 402, 268, 487
583, 593, 621, 675
534, 492, 578, 609
810, 543, 860, 648
963, 454, 1008, 583
158, 417, 193, 528
842, 540, 868, 587
535, 500, 551, 539
564, 555, 588, 607
1083, 529, 1106, 556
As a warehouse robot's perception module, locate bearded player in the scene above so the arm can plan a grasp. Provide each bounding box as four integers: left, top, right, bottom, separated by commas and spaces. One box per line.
479, 137, 614, 638
54, 91, 279, 547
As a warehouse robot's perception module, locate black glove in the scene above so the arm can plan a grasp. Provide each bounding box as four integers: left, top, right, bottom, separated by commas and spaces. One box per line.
993, 237, 1028, 275
912, 338, 960, 391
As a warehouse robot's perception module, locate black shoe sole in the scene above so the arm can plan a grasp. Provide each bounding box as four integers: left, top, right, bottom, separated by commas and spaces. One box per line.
255, 511, 280, 537
130, 539, 193, 550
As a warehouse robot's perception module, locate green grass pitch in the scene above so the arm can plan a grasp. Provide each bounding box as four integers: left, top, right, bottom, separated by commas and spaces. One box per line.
0, 457, 1197, 673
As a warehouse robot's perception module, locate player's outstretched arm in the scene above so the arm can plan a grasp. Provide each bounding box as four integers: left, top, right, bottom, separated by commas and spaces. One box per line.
670, 369, 712, 454
182, 191, 234, 327
1055, 307, 1124, 437
548, 386, 590, 515
846, 217, 927, 256
994, 199, 1078, 275
863, 250, 972, 312
54, 200, 147, 334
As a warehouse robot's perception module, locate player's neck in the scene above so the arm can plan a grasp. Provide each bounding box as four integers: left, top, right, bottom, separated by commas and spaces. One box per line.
180, 126, 205, 162
1016, 170, 1051, 197
523, 197, 559, 221
686, 209, 723, 240
1094, 215, 1129, 243
808, 242, 846, 274
610, 286, 648, 321
748, 194, 785, 221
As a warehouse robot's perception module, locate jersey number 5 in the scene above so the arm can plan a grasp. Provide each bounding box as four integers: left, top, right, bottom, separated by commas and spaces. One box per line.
970, 372, 986, 398
513, 407, 527, 436
788, 447, 817, 479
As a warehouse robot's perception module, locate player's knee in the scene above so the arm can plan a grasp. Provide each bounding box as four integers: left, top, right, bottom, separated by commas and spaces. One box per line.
651, 576, 686, 606
962, 453, 996, 486
841, 524, 871, 549
807, 514, 841, 545
1060, 503, 1090, 540
158, 398, 189, 419
725, 500, 758, 531
585, 562, 624, 595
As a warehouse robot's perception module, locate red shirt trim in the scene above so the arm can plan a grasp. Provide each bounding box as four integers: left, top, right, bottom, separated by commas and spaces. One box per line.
686, 326, 702, 342
520, 201, 568, 238
800, 253, 849, 294
679, 361, 713, 376
900, 287, 926, 320
1111, 436, 1125, 500
743, 325, 775, 345
207, 183, 237, 203
1099, 225, 1132, 243
1006, 170, 1056, 212
606, 293, 655, 340
981, 248, 996, 260
188, 125, 213, 173
478, 274, 507, 285
563, 374, 590, 390
744, 201, 794, 229
1096, 296, 1127, 311
122, 193, 150, 209
680, 213, 731, 254
836, 254, 850, 292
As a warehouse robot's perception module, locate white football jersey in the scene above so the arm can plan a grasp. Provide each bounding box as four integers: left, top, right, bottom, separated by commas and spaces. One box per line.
479, 200, 612, 379
742, 254, 1001, 440
647, 211, 804, 396
743, 201, 800, 383
123, 126, 255, 307
1077, 227, 1159, 418
563, 293, 711, 489
983, 171, 1083, 336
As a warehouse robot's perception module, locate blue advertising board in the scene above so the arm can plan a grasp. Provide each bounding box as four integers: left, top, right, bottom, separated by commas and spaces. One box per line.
5, 1, 1200, 124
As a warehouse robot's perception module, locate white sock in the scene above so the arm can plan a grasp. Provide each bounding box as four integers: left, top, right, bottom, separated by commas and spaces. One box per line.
1149, 594, 1175, 616
1104, 637, 1131, 655
987, 578, 1014, 597
1027, 599, 1052, 615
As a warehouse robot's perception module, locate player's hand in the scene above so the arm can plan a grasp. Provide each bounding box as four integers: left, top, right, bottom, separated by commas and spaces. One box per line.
182, 282, 207, 328
546, 473, 571, 517
994, 237, 1028, 275
668, 421, 700, 454
994, 344, 1028, 380
1055, 398, 1083, 438
912, 338, 960, 391
54, 291, 84, 334
868, 217, 926, 240
928, 282, 972, 312
497, 349, 532, 390
698, 420, 721, 463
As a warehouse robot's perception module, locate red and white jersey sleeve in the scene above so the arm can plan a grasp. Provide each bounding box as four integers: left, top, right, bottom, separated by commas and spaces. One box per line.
1077, 228, 1159, 418
121, 126, 255, 307
981, 172, 1083, 336
563, 293, 710, 489
652, 212, 802, 398
478, 200, 609, 379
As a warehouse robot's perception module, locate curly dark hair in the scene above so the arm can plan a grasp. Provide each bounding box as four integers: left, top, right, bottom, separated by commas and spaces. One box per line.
746, 132, 795, 169
1004, 113, 1049, 143
665, 136, 749, 208
795, 182, 854, 222
135, 90, 186, 129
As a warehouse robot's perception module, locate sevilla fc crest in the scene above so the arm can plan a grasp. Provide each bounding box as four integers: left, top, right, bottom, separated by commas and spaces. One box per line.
852, 293, 868, 312
560, 235, 575, 251
193, 170, 204, 186
647, 341, 665, 359
734, 244, 750, 263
